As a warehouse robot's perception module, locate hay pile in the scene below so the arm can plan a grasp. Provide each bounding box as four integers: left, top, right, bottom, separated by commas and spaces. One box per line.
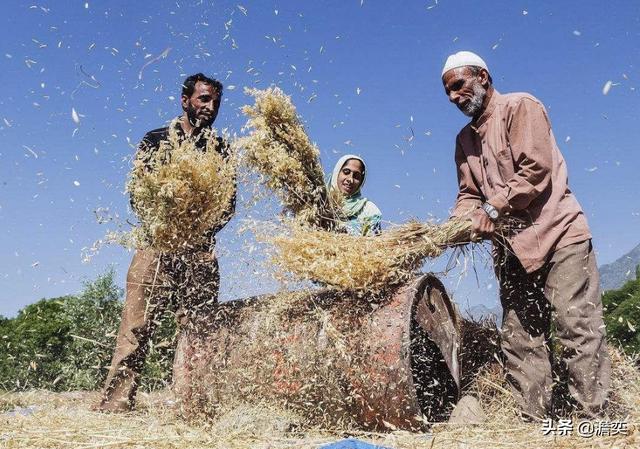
433, 319, 640, 448
270, 219, 474, 291
2, 345, 638, 448
127, 121, 236, 252
241, 87, 341, 230
0, 390, 328, 449
431, 347, 639, 449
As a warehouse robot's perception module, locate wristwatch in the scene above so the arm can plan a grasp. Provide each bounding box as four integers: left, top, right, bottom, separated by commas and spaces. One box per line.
481, 202, 499, 221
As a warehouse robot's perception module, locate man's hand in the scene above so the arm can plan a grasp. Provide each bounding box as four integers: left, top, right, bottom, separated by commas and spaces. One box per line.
470, 208, 495, 241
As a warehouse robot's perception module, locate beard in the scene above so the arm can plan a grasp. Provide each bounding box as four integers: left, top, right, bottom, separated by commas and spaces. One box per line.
460, 82, 486, 117
186, 103, 214, 128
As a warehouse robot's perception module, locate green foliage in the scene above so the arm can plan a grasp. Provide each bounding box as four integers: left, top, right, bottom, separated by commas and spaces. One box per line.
603, 264, 640, 355
57, 270, 124, 390
139, 309, 176, 392
0, 268, 176, 392
0, 297, 73, 389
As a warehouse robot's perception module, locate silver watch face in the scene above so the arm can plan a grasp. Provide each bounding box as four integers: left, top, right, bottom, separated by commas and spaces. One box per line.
483, 203, 498, 219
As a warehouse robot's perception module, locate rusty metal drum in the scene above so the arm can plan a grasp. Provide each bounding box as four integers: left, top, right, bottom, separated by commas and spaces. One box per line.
173, 273, 460, 431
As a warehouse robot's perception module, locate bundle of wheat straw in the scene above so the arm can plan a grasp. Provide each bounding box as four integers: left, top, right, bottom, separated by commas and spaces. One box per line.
128, 123, 236, 252
271, 218, 473, 291
241, 87, 340, 230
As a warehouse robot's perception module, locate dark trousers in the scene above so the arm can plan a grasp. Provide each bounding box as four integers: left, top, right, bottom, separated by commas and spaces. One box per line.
496, 240, 610, 419
95, 248, 219, 411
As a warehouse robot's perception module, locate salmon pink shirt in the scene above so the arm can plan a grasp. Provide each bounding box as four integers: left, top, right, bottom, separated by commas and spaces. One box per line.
451, 91, 591, 273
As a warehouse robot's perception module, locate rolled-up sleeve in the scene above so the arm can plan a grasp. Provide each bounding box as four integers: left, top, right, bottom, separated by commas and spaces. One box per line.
488, 98, 553, 214
452, 136, 483, 217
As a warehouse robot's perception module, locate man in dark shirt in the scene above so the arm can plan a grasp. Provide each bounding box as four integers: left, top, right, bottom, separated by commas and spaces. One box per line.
94, 73, 234, 412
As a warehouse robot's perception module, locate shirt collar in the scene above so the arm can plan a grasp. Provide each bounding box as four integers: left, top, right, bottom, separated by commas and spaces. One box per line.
173, 116, 213, 148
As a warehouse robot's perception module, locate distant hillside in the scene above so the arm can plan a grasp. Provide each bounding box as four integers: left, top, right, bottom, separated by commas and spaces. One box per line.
599, 243, 640, 291
464, 304, 502, 323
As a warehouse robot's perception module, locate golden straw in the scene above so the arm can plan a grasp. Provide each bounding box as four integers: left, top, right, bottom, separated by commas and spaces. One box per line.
240, 87, 341, 230
127, 123, 236, 252
270, 219, 474, 291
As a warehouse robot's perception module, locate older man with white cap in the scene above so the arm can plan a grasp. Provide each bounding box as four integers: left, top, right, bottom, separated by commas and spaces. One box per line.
441, 51, 610, 420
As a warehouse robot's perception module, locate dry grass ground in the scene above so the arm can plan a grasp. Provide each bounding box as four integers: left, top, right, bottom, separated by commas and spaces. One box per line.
2, 347, 638, 449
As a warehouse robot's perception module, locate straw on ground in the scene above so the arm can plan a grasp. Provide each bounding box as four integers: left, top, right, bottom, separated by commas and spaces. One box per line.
2, 345, 637, 448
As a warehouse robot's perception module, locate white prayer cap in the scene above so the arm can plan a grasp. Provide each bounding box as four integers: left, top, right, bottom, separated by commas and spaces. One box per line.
441, 51, 489, 77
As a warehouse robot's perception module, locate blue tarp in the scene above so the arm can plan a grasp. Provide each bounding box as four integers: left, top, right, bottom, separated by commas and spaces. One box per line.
319, 438, 393, 449
2, 405, 38, 417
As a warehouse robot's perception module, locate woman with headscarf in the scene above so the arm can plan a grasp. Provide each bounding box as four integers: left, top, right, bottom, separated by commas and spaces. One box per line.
328, 154, 382, 236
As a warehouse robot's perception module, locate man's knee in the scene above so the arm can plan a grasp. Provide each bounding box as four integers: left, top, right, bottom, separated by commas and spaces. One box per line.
127, 249, 163, 286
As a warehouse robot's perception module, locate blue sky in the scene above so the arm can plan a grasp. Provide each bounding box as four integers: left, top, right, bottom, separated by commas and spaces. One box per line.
1, 0, 638, 317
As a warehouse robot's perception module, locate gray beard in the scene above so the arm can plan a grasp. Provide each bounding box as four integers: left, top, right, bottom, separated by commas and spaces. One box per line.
461, 82, 486, 117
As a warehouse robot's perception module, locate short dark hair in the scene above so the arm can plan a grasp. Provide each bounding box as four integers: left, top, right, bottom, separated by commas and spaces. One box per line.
467, 65, 493, 85
182, 73, 223, 98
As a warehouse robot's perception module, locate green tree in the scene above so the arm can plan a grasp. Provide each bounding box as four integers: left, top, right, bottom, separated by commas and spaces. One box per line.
59, 269, 124, 390
0, 269, 177, 392
138, 308, 177, 392
0, 315, 15, 388
603, 264, 640, 355
0, 297, 74, 389
60, 267, 176, 391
